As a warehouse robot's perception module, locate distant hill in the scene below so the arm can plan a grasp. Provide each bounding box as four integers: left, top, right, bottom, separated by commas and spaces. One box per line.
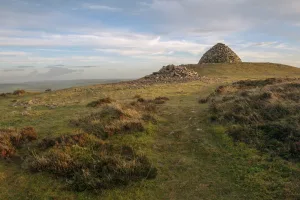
0, 79, 130, 93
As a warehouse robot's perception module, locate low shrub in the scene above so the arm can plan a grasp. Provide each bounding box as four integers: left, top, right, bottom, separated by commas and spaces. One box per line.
26, 142, 157, 191
133, 94, 142, 99
0, 127, 37, 158
135, 96, 170, 106
105, 119, 145, 135
87, 97, 114, 107
20, 127, 37, 142
137, 98, 146, 103
154, 96, 170, 101
70, 103, 152, 139
13, 90, 26, 96
199, 98, 209, 104
39, 133, 105, 150
142, 114, 157, 124
207, 78, 300, 161
233, 78, 283, 88
0, 129, 17, 158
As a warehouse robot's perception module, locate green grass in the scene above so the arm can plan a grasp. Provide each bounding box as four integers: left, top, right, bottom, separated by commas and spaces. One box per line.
188, 62, 300, 79
0, 62, 300, 199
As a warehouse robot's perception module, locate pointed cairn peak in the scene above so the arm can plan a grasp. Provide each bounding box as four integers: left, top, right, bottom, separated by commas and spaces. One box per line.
199, 43, 242, 64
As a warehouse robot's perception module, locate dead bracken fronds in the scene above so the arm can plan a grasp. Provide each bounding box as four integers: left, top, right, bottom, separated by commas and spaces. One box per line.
0, 127, 37, 158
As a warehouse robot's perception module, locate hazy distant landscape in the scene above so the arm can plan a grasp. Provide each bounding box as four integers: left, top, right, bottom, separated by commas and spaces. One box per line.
0, 79, 129, 93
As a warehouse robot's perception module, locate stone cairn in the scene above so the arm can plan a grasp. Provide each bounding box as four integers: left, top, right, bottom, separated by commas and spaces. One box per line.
199, 43, 242, 64
140, 64, 199, 83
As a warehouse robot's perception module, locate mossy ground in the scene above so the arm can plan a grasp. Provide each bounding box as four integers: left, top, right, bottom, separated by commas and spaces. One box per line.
0, 63, 300, 199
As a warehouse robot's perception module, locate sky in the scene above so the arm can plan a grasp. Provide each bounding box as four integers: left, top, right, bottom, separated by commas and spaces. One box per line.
0, 0, 300, 83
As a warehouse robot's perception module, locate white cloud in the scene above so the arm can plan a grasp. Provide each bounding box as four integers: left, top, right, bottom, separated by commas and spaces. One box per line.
0, 55, 112, 67
0, 30, 211, 56
0, 28, 299, 69
82, 4, 122, 11
0, 51, 29, 56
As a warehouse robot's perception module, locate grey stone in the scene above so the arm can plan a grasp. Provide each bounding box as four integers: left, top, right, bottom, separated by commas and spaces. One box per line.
199, 43, 242, 64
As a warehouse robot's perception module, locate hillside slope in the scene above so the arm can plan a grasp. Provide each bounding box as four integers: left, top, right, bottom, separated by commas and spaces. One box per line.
187, 62, 300, 79
0, 62, 300, 199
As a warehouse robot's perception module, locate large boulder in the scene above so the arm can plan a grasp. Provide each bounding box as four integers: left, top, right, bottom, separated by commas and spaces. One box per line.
199, 43, 242, 64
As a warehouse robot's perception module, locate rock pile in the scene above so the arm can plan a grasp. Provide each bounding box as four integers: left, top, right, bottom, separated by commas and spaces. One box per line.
141, 65, 199, 83
199, 43, 242, 64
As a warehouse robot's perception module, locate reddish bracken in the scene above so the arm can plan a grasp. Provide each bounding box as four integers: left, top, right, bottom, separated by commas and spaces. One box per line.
0, 127, 38, 158
20, 127, 38, 141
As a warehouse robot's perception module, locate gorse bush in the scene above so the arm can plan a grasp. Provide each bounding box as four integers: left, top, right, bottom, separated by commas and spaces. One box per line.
205, 78, 300, 161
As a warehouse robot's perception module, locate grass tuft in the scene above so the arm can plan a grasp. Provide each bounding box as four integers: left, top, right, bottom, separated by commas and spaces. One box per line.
26, 138, 157, 191
71, 102, 157, 139
87, 97, 114, 107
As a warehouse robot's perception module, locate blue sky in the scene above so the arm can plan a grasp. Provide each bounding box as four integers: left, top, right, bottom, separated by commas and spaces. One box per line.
0, 0, 300, 83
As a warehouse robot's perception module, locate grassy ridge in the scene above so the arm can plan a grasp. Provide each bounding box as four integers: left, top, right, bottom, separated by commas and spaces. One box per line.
188, 62, 300, 79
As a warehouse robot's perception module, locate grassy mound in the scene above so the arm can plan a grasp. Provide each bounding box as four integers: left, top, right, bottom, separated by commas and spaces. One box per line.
134, 96, 170, 105
26, 133, 157, 191
72, 99, 160, 139
203, 78, 300, 161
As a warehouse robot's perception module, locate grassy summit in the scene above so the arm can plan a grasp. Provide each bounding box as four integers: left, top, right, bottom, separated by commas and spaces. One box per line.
0, 62, 300, 199
188, 62, 300, 79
